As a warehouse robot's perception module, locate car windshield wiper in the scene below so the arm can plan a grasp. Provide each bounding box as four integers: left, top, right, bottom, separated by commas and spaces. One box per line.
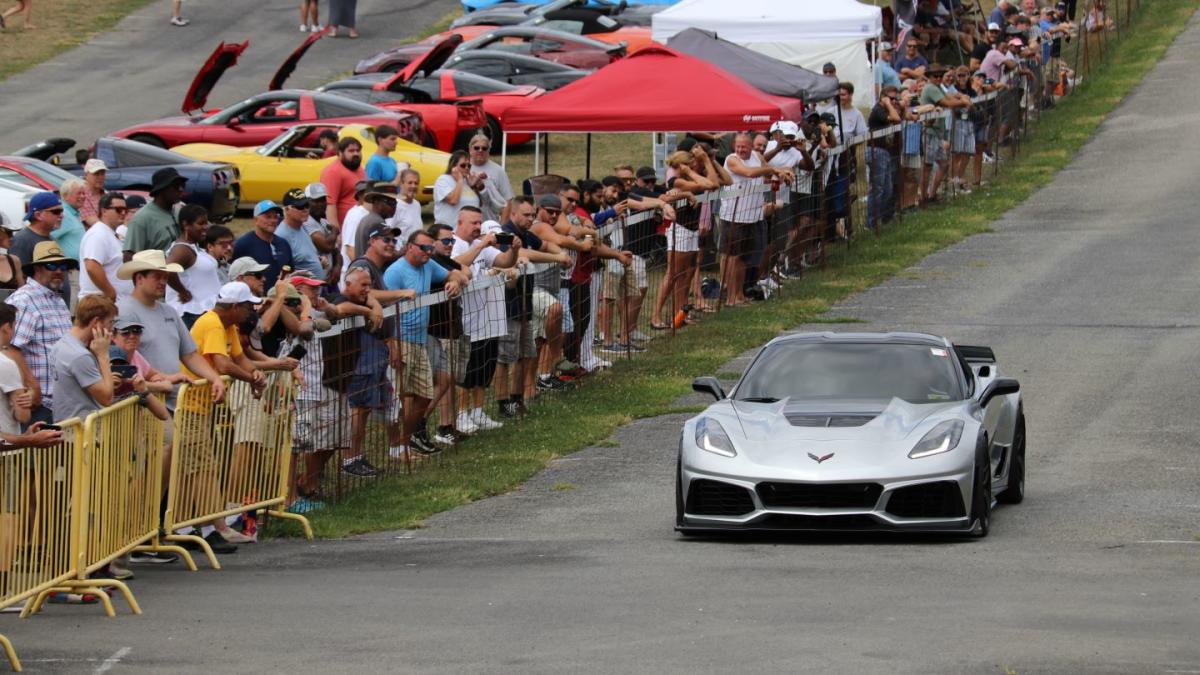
738, 397, 780, 403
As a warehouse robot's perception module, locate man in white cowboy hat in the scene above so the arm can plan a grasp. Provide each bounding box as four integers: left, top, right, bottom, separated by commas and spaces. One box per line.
79, 192, 134, 301
4, 241, 76, 425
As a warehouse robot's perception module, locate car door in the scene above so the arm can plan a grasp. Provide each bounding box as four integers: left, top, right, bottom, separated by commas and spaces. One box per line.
245, 128, 329, 204
201, 95, 302, 146
457, 56, 519, 85
970, 362, 1016, 478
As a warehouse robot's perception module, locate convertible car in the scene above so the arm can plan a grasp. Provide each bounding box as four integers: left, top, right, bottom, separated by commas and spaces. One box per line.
323, 36, 540, 146
109, 40, 426, 151
13, 137, 239, 222
355, 24, 627, 74
173, 123, 450, 206
678, 332, 1024, 537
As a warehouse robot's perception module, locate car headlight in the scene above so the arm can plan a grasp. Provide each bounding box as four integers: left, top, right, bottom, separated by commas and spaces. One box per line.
694, 417, 737, 458
908, 420, 964, 459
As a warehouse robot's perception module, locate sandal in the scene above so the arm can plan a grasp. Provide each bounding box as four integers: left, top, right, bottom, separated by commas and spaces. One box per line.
650, 322, 670, 330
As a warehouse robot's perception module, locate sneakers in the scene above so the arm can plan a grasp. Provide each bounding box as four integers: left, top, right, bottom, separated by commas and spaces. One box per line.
555, 358, 580, 373
432, 427, 458, 446
170, 16, 189, 26
472, 408, 503, 430
341, 457, 380, 477
624, 343, 646, 354
456, 409, 480, 435
584, 358, 612, 371
216, 527, 253, 544
410, 431, 442, 456
300, 23, 309, 31
601, 343, 628, 354
537, 374, 567, 391
130, 551, 179, 565
311, 23, 324, 33
499, 399, 520, 418
287, 497, 325, 514
106, 560, 134, 581
198, 532, 237, 554
629, 329, 652, 342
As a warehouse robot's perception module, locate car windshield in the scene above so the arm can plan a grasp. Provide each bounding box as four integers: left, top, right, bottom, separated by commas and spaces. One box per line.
735, 342, 964, 404
7, 160, 75, 187
113, 140, 195, 166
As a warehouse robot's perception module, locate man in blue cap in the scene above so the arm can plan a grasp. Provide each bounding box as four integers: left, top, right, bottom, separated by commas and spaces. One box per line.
9, 192, 74, 304
232, 199, 294, 287
123, 167, 187, 261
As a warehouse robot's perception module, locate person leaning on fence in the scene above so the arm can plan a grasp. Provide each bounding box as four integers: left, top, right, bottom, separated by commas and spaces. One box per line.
920, 64, 972, 203
422, 222, 470, 445
868, 85, 903, 228
383, 229, 467, 456
452, 216, 518, 432
949, 66, 979, 195
760, 124, 812, 279
232, 200, 293, 288
5, 241, 76, 427
0, 302, 62, 448
300, 182, 341, 285
528, 194, 590, 392
561, 184, 629, 369
497, 196, 570, 418
650, 149, 718, 333
719, 133, 789, 307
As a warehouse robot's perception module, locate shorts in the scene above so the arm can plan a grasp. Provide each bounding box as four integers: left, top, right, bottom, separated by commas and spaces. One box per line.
399, 339, 435, 400
231, 384, 267, 446
557, 287, 574, 334
294, 390, 351, 452
603, 255, 645, 298
974, 123, 990, 145
719, 219, 756, 258
792, 192, 820, 218
460, 338, 499, 388
531, 287, 560, 340
432, 335, 469, 377
348, 370, 390, 409
951, 119, 975, 154
497, 318, 536, 364
901, 153, 922, 170
664, 224, 699, 253
174, 405, 215, 473
163, 415, 174, 446
923, 133, 948, 165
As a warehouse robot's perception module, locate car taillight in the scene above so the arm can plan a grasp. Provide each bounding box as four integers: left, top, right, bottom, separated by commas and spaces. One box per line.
457, 101, 484, 127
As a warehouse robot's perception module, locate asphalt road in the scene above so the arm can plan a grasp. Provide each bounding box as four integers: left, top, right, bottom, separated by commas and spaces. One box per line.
5, 10, 1200, 675
0, 0, 458, 154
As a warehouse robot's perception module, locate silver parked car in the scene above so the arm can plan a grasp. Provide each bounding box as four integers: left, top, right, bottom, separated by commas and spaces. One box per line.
677, 332, 1025, 537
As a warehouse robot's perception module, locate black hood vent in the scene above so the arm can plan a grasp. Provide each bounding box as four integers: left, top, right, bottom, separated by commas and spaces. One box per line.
785, 413, 877, 428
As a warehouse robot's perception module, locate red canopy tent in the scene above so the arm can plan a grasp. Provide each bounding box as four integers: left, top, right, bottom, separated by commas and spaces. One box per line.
499, 45, 803, 135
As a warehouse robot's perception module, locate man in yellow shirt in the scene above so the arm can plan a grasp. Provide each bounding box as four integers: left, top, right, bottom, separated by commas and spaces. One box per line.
186, 282, 266, 392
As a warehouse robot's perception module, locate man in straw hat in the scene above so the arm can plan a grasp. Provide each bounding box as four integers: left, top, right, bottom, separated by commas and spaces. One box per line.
4, 241, 75, 425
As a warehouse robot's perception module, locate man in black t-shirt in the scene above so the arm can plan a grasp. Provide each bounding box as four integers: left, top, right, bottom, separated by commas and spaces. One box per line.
867, 85, 903, 227
425, 223, 468, 446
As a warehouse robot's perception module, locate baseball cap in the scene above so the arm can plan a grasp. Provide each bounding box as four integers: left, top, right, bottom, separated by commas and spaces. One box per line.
822, 61, 837, 73
113, 315, 145, 331
84, 158, 108, 174
354, 179, 372, 198
367, 222, 401, 240
675, 137, 698, 152
215, 281, 262, 305
879, 41, 893, 51
229, 256, 269, 279
635, 166, 656, 180
303, 182, 328, 200
778, 121, 800, 138
282, 188, 310, 209
108, 345, 129, 363
289, 275, 323, 288
1008, 37, 1024, 46
538, 194, 563, 209
266, 283, 301, 301
253, 200, 283, 217
819, 112, 838, 127
987, 21, 1001, 30
125, 194, 147, 209
25, 192, 61, 221
481, 220, 503, 235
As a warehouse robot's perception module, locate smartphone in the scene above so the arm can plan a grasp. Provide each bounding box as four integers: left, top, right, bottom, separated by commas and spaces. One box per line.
112, 364, 139, 379
286, 344, 308, 361
41, 424, 62, 432
495, 232, 514, 246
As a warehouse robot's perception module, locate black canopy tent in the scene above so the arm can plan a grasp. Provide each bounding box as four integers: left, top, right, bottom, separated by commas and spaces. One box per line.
666, 27, 841, 103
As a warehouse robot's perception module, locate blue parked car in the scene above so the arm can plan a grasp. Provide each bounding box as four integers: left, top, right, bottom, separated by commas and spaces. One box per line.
12, 136, 240, 222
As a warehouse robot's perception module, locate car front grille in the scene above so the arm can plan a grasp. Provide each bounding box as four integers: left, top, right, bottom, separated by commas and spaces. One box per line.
685, 479, 755, 516
756, 482, 882, 509
884, 481, 966, 518
754, 514, 881, 530
785, 413, 877, 427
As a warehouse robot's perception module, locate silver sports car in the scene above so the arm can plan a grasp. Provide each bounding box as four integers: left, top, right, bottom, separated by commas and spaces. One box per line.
677, 332, 1025, 537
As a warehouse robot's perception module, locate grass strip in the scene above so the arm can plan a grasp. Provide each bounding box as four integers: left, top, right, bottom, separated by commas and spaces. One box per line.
0, 0, 156, 82
272, 0, 1196, 539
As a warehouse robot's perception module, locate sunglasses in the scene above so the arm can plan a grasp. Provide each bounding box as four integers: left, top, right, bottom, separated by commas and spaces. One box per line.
39, 262, 70, 271
620, 177, 635, 184
457, 164, 470, 170
118, 326, 144, 335
243, 272, 265, 279
470, 145, 489, 151
284, 299, 302, 307
542, 208, 561, 215
289, 202, 310, 210
417, 244, 435, 253
44, 207, 64, 215
376, 236, 396, 244
439, 237, 454, 246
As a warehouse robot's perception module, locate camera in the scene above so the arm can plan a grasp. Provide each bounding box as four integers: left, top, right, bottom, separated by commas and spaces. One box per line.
495, 232, 514, 246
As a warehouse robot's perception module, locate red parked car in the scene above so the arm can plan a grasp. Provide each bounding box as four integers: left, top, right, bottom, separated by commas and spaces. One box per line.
108, 39, 429, 150
322, 36, 541, 146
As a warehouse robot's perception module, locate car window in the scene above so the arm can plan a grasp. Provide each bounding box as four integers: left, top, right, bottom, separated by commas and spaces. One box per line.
447, 71, 518, 96
0, 168, 39, 188
735, 342, 964, 404
113, 141, 193, 167
239, 98, 300, 124
404, 78, 443, 99
456, 57, 514, 79
313, 94, 384, 119
17, 161, 75, 187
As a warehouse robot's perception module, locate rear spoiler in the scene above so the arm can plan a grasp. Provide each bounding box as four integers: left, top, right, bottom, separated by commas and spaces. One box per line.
955, 345, 996, 364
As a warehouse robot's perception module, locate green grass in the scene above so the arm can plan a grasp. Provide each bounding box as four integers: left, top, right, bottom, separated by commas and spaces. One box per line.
0, 0, 155, 82
266, 0, 1195, 539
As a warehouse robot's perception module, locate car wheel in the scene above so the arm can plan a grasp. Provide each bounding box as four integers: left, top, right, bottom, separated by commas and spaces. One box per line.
128, 134, 167, 149
997, 410, 1025, 505
485, 115, 503, 147
969, 444, 992, 537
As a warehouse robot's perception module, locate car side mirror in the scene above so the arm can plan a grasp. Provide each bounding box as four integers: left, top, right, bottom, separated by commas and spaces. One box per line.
226, 117, 241, 128
977, 365, 990, 378
978, 377, 1019, 408
692, 376, 726, 401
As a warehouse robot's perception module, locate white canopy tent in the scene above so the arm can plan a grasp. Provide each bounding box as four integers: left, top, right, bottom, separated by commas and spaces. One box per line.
651, 0, 883, 108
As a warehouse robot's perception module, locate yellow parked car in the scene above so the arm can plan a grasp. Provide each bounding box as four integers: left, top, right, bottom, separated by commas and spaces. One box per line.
174, 123, 450, 205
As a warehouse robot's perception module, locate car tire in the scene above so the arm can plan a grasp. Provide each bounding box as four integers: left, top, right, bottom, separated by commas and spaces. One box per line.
485, 115, 503, 148
997, 410, 1025, 505
969, 442, 992, 538
128, 134, 167, 149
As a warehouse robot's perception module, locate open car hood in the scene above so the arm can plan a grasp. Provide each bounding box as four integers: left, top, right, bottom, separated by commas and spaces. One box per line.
270, 28, 328, 91
183, 40, 250, 114
379, 34, 464, 91
11, 138, 76, 162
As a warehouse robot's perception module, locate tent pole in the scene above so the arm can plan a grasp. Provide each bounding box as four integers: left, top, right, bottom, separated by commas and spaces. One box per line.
543, 133, 550, 175
502, 131, 508, 169
586, 133, 592, 180
534, 133, 540, 177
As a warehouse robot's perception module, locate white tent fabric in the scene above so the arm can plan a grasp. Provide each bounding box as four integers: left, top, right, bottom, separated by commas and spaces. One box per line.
651, 0, 883, 107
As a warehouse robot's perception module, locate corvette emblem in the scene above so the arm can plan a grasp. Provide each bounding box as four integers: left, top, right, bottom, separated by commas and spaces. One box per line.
807, 452, 835, 464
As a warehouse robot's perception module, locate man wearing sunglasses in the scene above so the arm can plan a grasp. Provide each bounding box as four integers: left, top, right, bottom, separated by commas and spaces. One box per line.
78, 192, 132, 301
9, 192, 63, 273
278, 189, 326, 280
466, 133, 513, 224
5, 241, 76, 426
232, 200, 294, 288
351, 182, 400, 268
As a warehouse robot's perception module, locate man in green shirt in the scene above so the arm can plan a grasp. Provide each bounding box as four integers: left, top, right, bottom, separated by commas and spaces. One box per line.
919, 64, 971, 202
123, 168, 186, 260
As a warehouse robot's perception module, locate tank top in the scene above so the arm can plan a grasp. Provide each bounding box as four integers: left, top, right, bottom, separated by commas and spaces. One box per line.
719, 152, 766, 224
166, 241, 222, 316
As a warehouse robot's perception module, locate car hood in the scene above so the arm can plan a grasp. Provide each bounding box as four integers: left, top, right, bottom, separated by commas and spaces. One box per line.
183, 40, 250, 114
270, 29, 328, 91
172, 143, 256, 162
383, 34, 464, 90
730, 397, 965, 443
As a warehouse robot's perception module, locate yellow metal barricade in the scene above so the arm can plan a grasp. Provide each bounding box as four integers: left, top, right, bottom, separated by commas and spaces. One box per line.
0, 418, 82, 671
24, 397, 168, 618
157, 374, 311, 569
